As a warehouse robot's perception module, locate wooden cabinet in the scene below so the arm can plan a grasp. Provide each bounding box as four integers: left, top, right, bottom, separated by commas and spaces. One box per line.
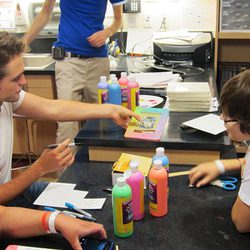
214, 1, 250, 154
13, 74, 57, 156
13, 117, 29, 155
214, 1, 250, 77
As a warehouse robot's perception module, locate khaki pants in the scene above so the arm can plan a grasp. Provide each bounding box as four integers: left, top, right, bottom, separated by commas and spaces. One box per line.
55, 57, 110, 143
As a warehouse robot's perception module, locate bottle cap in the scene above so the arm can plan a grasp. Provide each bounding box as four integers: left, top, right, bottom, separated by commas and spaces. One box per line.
109, 74, 116, 81
116, 177, 126, 187
153, 159, 162, 170
121, 72, 127, 78
129, 160, 139, 172
100, 76, 107, 82
111, 76, 118, 84
156, 147, 165, 157
124, 169, 132, 179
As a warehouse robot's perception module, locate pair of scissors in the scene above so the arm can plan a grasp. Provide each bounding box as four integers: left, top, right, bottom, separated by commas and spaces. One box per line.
210, 176, 238, 191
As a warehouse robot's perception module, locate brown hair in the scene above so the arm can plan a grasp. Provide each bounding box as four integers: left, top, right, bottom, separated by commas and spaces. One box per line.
0, 31, 26, 80
220, 69, 250, 134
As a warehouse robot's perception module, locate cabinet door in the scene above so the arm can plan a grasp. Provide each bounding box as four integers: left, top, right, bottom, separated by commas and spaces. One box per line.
25, 75, 57, 155
25, 75, 56, 99
13, 117, 29, 155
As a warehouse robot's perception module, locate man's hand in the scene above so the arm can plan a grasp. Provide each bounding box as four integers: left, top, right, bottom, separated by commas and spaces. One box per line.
110, 105, 141, 129
189, 161, 221, 188
87, 30, 110, 48
56, 214, 107, 250
32, 138, 75, 176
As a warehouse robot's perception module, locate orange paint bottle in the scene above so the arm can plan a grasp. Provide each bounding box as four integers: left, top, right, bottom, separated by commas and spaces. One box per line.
148, 159, 168, 217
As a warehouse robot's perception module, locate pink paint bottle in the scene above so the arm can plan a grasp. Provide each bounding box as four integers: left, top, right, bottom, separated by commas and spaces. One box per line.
126, 160, 145, 220
118, 72, 129, 108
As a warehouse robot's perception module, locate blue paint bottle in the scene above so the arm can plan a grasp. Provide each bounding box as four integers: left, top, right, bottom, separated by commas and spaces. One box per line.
152, 147, 169, 172
109, 76, 122, 105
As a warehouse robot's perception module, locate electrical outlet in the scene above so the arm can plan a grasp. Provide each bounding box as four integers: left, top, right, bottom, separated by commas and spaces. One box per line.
144, 15, 151, 28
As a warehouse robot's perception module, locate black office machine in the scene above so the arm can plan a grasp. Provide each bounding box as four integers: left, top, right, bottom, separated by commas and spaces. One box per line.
153, 31, 212, 66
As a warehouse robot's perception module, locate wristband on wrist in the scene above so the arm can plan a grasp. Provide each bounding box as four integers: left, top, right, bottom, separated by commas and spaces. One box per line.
41, 211, 51, 233
214, 160, 225, 174
48, 211, 61, 234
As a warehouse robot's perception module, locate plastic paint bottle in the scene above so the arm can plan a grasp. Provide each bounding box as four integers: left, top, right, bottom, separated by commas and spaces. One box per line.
97, 76, 109, 104
148, 159, 168, 217
108, 74, 116, 84
108, 77, 122, 105
112, 177, 133, 237
126, 160, 145, 220
127, 76, 140, 111
118, 72, 129, 108
153, 147, 169, 172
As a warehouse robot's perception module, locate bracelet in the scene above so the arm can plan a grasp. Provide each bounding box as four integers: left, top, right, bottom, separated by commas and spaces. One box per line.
41, 211, 51, 233
48, 211, 61, 234
214, 160, 225, 174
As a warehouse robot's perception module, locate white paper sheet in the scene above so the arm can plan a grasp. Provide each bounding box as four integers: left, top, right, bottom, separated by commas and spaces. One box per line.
182, 114, 226, 135
79, 198, 106, 210
33, 183, 88, 208
33, 182, 106, 209
129, 72, 181, 88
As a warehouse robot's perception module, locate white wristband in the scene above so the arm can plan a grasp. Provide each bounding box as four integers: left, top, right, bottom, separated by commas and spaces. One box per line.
48, 211, 61, 234
214, 160, 225, 174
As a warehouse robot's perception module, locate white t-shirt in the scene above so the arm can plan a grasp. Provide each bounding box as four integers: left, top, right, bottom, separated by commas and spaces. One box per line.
0, 90, 25, 183
238, 145, 250, 206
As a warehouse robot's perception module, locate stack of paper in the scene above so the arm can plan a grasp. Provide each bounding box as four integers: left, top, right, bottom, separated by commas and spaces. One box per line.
128, 72, 181, 89
167, 82, 212, 112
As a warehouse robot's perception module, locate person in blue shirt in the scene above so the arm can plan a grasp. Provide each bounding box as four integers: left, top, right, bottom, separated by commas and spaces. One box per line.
23, 0, 125, 144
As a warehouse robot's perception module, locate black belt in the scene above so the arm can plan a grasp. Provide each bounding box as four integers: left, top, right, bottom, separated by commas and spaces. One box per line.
65, 52, 92, 59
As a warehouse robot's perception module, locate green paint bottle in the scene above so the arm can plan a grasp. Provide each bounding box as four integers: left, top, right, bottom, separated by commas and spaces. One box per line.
112, 177, 133, 237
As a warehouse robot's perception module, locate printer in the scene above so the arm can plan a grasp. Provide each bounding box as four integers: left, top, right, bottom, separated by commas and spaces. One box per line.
153, 31, 212, 66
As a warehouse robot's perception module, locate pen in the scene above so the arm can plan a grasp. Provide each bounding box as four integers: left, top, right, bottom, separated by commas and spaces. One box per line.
65, 202, 92, 218
102, 188, 112, 194
45, 142, 82, 149
44, 206, 76, 217
44, 207, 96, 221
62, 210, 96, 222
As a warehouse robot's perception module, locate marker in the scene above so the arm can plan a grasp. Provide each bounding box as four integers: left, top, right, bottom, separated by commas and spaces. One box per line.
62, 210, 96, 222
45, 142, 82, 149
44, 207, 96, 221
65, 202, 92, 218
102, 188, 112, 194
44, 207, 75, 217
44, 206, 58, 212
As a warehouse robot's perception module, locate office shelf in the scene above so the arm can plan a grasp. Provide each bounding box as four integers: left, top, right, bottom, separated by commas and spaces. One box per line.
219, 32, 250, 39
